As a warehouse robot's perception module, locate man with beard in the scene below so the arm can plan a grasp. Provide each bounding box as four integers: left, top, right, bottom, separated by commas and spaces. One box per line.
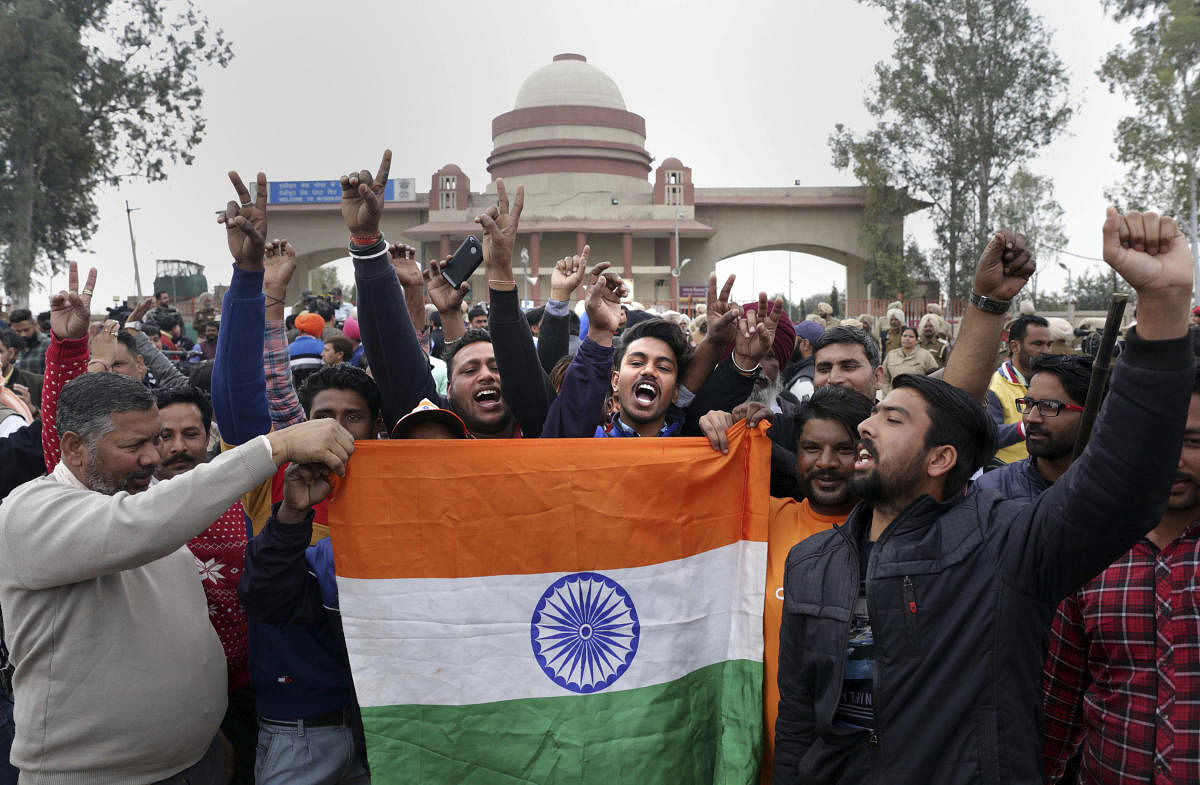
774, 211, 1195, 785
6, 308, 49, 376
812, 325, 885, 402
1042, 369, 1200, 783
972, 354, 1091, 503
988, 314, 1052, 463
0, 367, 353, 782
700, 385, 873, 781
342, 152, 522, 438
154, 384, 258, 784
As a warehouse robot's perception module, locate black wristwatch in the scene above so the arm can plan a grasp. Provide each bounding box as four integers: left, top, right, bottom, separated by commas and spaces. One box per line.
968, 291, 1012, 315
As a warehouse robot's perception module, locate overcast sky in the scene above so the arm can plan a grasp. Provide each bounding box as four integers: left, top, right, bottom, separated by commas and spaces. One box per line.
44, 0, 1139, 310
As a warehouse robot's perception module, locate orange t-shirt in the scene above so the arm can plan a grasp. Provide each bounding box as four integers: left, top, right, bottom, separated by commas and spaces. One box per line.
762, 496, 847, 783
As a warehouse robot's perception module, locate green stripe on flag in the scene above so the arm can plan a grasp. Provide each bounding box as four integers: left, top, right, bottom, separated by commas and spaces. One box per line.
360, 659, 764, 785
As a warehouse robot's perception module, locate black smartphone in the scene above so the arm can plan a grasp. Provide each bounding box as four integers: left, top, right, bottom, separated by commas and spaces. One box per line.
441, 235, 484, 289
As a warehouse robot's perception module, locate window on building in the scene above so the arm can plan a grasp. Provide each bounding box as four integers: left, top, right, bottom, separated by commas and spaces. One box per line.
665, 184, 683, 206
440, 190, 457, 210
667, 171, 680, 185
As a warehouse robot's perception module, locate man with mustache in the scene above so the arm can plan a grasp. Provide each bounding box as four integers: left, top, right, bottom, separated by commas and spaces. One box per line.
774, 210, 1195, 785
1042, 369, 1200, 783
700, 384, 874, 781
972, 353, 1092, 503
0, 269, 353, 783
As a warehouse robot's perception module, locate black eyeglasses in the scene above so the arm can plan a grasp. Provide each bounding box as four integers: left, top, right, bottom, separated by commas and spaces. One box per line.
1014, 397, 1084, 417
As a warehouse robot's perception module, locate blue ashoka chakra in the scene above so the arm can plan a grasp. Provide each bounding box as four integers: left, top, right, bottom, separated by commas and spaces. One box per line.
530, 571, 640, 694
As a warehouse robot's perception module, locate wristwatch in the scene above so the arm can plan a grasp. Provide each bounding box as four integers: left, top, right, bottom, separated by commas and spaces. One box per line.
968, 291, 1011, 315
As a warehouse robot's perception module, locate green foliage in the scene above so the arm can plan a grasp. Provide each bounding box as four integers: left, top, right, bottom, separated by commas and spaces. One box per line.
0, 0, 231, 306
831, 0, 1074, 300
993, 167, 1068, 300
1099, 0, 1200, 224
1066, 269, 1135, 311
309, 266, 343, 298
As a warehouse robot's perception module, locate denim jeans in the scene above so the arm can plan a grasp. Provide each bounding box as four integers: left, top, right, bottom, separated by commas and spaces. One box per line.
0, 693, 16, 785
255, 720, 369, 785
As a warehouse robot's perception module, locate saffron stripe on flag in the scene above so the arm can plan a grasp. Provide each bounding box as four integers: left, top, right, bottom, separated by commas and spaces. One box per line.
327, 424, 770, 580
338, 540, 767, 708
359, 659, 764, 785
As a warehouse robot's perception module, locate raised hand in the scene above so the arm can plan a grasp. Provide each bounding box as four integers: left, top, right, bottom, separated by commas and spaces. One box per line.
218, 171, 268, 268
128, 297, 155, 323
584, 262, 628, 346
389, 243, 423, 289
263, 239, 297, 297
340, 149, 391, 237
734, 293, 783, 369
1104, 208, 1193, 340
87, 319, 121, 368
424, 257, 469, 314
1104, 209, 1192, 296
50, 261, 97, 341
277, 463, 335, 523
972, 229, 1035, 302
476, 178, 524, 277
705, 273, 740, 345
550, 246, 590, 302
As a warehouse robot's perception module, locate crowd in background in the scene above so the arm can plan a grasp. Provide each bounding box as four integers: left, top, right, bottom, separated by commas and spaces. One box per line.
0, 155, 1196, 785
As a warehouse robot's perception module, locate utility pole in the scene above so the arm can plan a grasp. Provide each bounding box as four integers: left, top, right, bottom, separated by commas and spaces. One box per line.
126, 201, 143, 297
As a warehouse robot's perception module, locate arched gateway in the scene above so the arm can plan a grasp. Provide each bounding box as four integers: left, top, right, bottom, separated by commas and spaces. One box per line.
267, 54, 923, 309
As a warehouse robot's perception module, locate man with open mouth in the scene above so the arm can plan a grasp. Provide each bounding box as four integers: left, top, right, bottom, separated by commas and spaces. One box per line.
774, 211, 1195, 785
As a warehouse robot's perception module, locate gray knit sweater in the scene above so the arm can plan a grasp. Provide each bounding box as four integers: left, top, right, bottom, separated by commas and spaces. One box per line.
0, 436, 276, 784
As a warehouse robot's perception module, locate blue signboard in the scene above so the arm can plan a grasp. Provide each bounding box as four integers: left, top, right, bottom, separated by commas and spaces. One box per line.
269, 179, 412, 204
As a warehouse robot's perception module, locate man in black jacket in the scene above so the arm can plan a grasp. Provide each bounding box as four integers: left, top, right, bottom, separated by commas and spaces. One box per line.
774, 210, 1195, 785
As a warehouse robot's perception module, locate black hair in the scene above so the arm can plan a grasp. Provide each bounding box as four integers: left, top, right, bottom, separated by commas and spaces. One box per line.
443, 328, 493, 377
814, 325, 881, 368
313, 299, 335, 322
892, 373, 997, 496
1008, 315, 1050, 344
140, 323, 161, 338
155, 290, 169, 299
0, 329, 18, 350
549, 352, 575, 394
525, 306, 545, 328
467, 304, 488, 320
613, 317, 691, 372
794, 385, 874, 446
153, 385, 214, 436
57, 373, 155, 446
900, 325, 918, 339
284, 314, 297, 331
429, 310, 443, 328
325, 336, 355, 361
115, 330, 139, 356
297, 363, 382, 421
1028, 353, 1093, 406
8, 308, 32, 324
185, 361, 214, 394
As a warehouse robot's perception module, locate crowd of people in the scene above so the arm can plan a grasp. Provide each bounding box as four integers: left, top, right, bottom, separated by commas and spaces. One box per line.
0, 148, 1195, 785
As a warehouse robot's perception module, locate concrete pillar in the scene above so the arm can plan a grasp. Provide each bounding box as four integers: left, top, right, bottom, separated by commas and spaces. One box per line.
622, 232, 633, 279
669, 233, 678, 310
530, 233, 542, 302
440, 234, 450, 259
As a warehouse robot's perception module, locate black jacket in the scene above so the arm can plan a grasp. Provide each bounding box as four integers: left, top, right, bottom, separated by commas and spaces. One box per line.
774, 331, 1193, 785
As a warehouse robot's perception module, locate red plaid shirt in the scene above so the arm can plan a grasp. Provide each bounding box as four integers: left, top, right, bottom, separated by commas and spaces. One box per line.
1042, 523, 1200, 784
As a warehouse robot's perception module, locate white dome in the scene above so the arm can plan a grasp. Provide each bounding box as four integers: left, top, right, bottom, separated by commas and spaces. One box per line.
513, 54, 626, 110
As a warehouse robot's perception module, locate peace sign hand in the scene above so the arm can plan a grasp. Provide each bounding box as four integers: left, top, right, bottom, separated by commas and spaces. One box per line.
476, 178, 524, 278
218, 171, 268, 268
50, 261, 97, 341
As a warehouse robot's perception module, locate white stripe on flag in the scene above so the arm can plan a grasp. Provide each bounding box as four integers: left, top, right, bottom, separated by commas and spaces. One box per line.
337, 540, 767, 708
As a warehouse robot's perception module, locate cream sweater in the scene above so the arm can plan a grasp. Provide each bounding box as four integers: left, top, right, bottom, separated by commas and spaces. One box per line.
0, 436, 276, 785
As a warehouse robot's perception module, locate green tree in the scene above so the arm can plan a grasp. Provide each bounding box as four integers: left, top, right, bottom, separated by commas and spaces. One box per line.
1066, 268, 1135, 311
992, 167, 1068, 304
0, 0, 231, 307
1098, 0, 1200, 302
831, 0, 1074, 299
309, 266, 343, 298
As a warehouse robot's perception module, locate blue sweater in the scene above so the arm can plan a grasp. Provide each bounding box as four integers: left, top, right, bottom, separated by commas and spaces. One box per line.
212, 265, 358, 720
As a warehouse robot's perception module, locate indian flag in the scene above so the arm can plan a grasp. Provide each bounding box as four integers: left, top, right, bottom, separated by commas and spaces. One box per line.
328, 422, 770, 784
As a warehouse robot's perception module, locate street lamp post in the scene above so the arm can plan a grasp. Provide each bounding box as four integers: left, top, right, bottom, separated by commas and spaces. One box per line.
125, 201, 144, 297
1058, 261, 1075, 323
